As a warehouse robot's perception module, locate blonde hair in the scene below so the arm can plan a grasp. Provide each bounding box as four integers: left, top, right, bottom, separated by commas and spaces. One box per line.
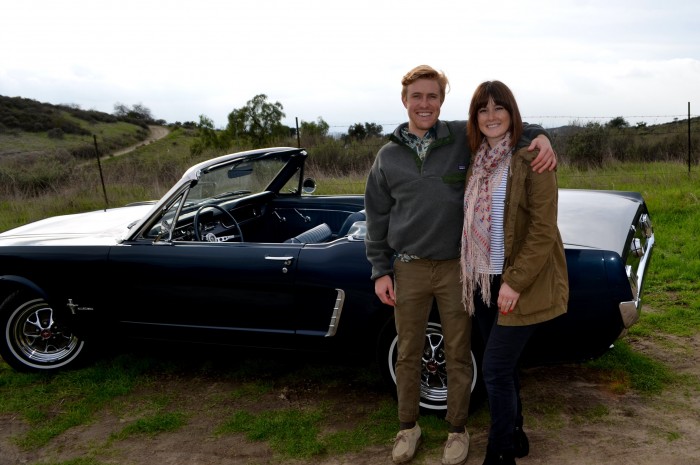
401, 65, 449, 103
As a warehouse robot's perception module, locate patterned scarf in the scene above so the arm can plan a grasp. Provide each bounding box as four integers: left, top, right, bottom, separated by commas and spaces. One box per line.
460, 133, 513, 314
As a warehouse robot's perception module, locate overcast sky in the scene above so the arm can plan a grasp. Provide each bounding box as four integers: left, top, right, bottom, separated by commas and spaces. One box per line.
2, 0, 699, 132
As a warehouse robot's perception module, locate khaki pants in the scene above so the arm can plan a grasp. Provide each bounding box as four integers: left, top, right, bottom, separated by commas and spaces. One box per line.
393, 258, 473, 427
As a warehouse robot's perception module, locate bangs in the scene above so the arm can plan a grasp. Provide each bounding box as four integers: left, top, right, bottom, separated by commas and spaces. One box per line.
474, 83, 512, 112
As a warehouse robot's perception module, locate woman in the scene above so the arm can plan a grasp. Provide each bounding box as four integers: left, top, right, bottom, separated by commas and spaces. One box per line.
460, 81, 569, 465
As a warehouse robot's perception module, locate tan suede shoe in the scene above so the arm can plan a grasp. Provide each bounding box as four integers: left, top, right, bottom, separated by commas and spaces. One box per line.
441, 430, 470, 465
392, 423, 422, 464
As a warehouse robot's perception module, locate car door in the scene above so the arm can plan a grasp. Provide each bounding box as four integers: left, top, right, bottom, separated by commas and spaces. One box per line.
107, 240, 303, 348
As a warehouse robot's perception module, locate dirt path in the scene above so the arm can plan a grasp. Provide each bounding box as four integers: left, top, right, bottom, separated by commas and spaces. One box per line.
1, 332, 698, 465
110, 125, 169, 157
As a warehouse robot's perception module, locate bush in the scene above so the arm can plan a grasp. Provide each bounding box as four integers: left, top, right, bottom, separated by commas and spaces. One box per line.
47, 128, 64, 139
564, 122, 606, 168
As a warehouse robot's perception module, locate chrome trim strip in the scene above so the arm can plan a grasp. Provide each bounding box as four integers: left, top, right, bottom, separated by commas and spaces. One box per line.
619, 300, 640, 328
324, 288, 346, 337
635, 233, 655, 303
620, 231, 655, 329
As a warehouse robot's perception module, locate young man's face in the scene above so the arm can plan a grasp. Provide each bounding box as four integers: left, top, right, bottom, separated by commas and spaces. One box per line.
402, 78, 442, 137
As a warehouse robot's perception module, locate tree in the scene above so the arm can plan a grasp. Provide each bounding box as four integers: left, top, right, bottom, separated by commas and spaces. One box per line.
225, 94, 286, 145
300, 117, 329, 138
364, 122, 384, 138
113, 102, 154, 122
606, 116, 629, 129
345, 122, 384, 141
190, 115, 231, 156
298, 117, 330, 146
347, 123, 367, 140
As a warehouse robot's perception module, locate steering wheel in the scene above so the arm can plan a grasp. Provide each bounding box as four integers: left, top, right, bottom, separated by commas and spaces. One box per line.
193, 205, 244, 242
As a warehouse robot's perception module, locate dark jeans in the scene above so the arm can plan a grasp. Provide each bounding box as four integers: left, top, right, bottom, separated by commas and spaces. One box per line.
474, 275, 536, 452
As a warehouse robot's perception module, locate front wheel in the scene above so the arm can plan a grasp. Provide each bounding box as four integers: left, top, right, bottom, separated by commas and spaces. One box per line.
377, 317, 485, 415
0, 291, 88, 372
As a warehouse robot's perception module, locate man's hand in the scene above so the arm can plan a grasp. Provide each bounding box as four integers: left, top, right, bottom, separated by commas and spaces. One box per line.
374, 274, 396, 306
528, 134, 557, 173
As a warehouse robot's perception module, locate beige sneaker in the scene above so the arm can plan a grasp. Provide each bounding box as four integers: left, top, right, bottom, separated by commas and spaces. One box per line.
441, 430, 470, 465
392, 423, 422, 464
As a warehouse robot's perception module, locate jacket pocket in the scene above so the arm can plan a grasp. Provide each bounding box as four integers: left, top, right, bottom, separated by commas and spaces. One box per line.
516, 258, 555, 315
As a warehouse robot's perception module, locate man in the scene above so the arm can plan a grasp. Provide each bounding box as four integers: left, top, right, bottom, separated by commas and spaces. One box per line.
364, 65, 556, 465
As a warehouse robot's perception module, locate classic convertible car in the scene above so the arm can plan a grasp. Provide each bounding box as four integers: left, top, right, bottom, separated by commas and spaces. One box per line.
0, 147, 654, 412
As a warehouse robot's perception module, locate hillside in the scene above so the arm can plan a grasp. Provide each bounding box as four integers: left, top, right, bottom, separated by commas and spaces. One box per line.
0, 95, 154, 159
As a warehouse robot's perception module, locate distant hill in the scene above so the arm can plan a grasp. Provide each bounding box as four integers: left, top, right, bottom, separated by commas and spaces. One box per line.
0, 95, 156, 159
0, 95, 151, 134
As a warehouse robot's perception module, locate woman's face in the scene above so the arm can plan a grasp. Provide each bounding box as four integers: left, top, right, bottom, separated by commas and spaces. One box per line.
477, 97, 511, 147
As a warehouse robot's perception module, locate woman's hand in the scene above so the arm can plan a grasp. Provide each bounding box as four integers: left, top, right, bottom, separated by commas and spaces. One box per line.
498, 282, 521, 315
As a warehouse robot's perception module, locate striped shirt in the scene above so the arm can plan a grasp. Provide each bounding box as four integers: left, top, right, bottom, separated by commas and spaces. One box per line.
475, 164, 509, 274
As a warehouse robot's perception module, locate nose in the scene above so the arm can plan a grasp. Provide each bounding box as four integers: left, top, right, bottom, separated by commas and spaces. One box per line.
484, 109, 497, 120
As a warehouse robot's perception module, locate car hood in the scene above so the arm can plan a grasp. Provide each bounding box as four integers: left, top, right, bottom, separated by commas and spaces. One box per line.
0, 205, 153, 246
558, 189, 642, 255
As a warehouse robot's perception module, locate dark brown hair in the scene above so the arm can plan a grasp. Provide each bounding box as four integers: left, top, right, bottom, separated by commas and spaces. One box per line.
467, 80, 523, 152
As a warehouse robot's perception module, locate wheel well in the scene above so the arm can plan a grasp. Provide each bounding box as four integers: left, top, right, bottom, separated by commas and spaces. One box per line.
0, 276, 48, 303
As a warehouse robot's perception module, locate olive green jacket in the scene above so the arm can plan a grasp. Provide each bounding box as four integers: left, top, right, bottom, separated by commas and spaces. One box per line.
470, 146, 569, 326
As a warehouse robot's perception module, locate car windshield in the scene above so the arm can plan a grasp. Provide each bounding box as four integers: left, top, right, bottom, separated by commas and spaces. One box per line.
139, 150, 302, 242
186, 152, 296, 202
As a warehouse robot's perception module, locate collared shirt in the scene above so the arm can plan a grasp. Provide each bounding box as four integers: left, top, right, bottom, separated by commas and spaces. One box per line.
399, 126, 436, 160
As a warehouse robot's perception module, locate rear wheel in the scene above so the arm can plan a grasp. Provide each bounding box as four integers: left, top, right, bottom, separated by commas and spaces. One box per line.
377, 317, 485, 415
0, 291, 88, 372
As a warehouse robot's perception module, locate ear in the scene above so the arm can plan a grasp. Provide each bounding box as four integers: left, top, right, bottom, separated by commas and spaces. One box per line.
402, 95, 408, 109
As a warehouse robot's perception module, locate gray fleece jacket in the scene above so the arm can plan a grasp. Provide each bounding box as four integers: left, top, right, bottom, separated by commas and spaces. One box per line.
364, 120, 545, 280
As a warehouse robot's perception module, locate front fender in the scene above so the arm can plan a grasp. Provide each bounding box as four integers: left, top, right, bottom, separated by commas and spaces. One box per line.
0, 275, 50, 301
0, 275, 89, 337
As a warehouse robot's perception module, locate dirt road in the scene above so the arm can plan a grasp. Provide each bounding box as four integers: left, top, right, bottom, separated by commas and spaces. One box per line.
110, 125, 169, 157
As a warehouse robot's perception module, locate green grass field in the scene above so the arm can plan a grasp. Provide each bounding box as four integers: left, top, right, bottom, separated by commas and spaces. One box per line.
0, 129, 699, 461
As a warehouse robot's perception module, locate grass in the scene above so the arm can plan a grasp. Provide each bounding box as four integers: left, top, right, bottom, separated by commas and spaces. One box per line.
109, 411, 189, 441
587, 340, 674, 394
218, 408, 327, 457
0, 121, 145, 156
0, 355, 153, 449
0, 129, 699, 460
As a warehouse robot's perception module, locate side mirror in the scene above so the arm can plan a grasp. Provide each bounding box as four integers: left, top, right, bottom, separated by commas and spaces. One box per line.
302, 177, 317, 194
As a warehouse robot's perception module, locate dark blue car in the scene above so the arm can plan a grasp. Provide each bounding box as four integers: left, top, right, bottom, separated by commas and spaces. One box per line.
0, 147, 655, 413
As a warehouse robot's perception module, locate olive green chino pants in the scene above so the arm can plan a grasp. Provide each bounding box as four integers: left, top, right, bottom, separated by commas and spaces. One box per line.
393, 258, 473, 427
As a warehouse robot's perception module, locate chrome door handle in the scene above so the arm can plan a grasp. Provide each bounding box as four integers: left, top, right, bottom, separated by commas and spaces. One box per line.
265, 255, 295, 273
264, 256, 295, 262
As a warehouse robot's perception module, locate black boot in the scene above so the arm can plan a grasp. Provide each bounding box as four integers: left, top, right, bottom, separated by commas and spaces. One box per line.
482, 448, 515, 465
513, 426, 529, 458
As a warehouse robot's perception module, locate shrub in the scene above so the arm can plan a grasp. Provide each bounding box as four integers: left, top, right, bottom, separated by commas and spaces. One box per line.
47, 128, 64, 139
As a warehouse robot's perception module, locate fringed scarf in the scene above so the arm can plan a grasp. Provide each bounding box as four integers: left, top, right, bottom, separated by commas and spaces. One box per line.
460, 133, 514, 314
